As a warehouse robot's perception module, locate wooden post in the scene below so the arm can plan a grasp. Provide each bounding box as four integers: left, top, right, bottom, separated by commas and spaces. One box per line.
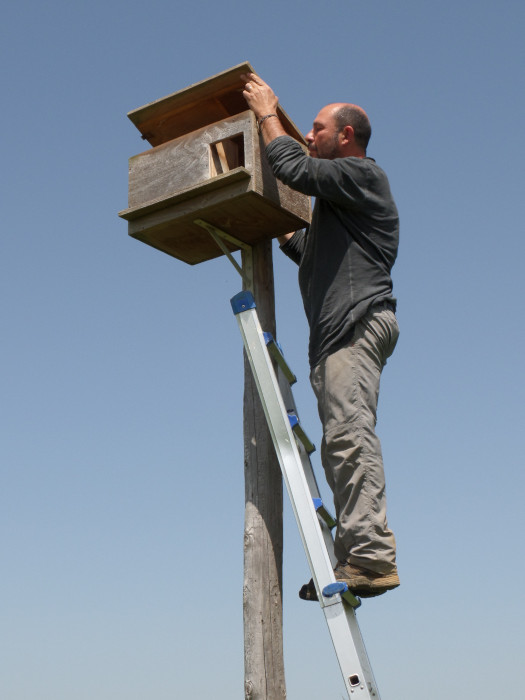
242, 241, 286, 700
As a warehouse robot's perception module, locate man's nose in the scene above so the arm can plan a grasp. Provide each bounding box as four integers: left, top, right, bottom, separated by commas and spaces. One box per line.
305, 130, 313, 143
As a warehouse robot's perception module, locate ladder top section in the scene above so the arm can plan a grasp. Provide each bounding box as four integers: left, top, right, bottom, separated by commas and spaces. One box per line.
231, 290, 256, 315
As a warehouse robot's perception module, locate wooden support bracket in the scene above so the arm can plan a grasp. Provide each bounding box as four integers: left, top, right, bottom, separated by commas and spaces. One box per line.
193, 218, 254, 292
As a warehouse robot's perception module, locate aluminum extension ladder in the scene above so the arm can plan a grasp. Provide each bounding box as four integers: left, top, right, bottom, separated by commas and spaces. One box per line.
231, 289, 381, 700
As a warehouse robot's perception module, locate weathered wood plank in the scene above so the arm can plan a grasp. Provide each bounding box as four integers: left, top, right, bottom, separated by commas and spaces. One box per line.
127, 62, 305, 146
252, 128, 311, 224
123, 188, 308, 265
120, 108, 311, 264
120, 168, 251, 221
127, 112, 253, 208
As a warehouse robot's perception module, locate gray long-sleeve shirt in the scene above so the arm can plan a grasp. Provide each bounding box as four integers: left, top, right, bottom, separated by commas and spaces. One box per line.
266, 135, 399, 368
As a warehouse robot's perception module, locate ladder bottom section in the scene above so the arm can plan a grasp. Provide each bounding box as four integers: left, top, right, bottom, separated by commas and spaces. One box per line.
324, 603, 379, 698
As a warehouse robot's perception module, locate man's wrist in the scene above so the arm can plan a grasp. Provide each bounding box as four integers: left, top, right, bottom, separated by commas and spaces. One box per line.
257, 113, 279, 132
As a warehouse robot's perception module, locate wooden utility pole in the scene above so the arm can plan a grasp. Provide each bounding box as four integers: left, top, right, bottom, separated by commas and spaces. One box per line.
242, 242, 286, 700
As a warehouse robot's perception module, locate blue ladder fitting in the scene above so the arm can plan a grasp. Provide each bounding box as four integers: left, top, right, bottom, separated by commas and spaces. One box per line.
312, 498, 337, 529
288, 413, 316, 453
231, 290, 256, 315
288, 413, 299, 430
264, 333, 285, 356
323, 582, 362, 608
323, 581, 349, 598
266, 334, 297, 385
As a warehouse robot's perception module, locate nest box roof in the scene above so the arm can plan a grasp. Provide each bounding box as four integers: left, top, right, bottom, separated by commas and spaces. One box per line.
127, 61, 305, 147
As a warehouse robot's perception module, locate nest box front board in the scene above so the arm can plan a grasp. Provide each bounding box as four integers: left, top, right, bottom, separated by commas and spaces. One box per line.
118, 63, 311, 265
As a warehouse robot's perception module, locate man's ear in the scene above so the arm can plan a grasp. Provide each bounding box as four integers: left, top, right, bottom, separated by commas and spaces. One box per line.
341, 125, 355, 144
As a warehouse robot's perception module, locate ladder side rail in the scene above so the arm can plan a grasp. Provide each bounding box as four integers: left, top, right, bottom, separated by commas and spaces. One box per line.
279, 368, 380, 696
277, 372, 325, 507
324, 604, 380, 699
277, 371, 339, 569
233, 301, 381, 699
235, 306, 336, 595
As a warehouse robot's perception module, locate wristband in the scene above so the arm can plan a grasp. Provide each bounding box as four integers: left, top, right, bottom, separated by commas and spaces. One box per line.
257, 114, 278, 132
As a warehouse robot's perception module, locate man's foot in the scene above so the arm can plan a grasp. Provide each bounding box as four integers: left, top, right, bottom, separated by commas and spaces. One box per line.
298, 578, 318, 601
334, 560, 400, 598
299, 563, 399, 601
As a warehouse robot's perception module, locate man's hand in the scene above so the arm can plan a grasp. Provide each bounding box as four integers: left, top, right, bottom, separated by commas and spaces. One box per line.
240, 73, 279, 119
241, 73, 286, 145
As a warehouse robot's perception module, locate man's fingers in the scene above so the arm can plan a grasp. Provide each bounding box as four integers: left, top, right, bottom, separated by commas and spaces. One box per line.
241, 72, 265, 87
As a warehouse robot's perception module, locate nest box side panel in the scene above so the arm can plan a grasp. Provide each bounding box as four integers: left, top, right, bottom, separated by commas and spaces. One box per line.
127, 112, 254, 209
251, 133, 312, 227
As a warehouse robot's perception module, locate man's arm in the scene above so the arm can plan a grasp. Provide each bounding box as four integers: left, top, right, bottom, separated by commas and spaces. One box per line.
240, 73, 287, 146
277, 232, 295, 245
241, 74, 305, 252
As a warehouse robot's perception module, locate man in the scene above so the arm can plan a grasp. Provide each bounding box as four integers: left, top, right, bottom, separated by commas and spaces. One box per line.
241, 73, 400, 599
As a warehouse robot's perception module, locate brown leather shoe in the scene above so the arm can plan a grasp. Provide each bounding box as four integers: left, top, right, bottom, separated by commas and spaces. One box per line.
298, 578, 318, 601
299, 562, 399, 602
334, 561, 400, 598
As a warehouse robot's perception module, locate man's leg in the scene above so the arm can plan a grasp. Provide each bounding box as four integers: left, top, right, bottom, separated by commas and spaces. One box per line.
310, 307, 399, 589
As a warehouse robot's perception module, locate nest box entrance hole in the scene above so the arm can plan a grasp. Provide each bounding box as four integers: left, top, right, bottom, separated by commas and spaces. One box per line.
210, 134, 245, 177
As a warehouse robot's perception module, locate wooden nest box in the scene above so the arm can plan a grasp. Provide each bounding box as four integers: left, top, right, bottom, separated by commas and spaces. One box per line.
119, 62, 311, 265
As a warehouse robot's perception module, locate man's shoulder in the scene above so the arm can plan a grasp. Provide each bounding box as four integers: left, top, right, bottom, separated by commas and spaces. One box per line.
341, 156, 392, 187
339, 155, 382, 172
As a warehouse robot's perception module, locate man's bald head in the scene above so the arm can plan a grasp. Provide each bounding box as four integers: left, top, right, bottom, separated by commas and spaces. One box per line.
331, 103, 372, 152
306, 103, 372, 160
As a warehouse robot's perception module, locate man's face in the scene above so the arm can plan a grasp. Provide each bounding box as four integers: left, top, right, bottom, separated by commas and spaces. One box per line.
305, 106, 343, 159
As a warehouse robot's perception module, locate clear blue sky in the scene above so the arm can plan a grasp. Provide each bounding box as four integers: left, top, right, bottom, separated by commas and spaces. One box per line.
2, 1, 524, 698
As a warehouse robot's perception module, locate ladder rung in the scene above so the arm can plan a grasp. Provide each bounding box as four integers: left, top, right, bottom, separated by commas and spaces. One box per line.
263, 332, 297, 385
288, 413, 315, 454
313, 498, 337, 529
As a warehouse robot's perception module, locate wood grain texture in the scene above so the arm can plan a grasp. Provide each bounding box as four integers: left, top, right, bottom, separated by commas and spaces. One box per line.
242, 243, 286, 700
119, 110, 311, 265
121, 178, 307, 265
127, 113, 254, 209
120, 68, 311, 265
251, 128, 311, 223
127, 62, 304, 146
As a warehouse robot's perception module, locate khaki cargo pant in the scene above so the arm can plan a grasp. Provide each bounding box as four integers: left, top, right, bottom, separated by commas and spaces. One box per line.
310, 304, 399, 574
